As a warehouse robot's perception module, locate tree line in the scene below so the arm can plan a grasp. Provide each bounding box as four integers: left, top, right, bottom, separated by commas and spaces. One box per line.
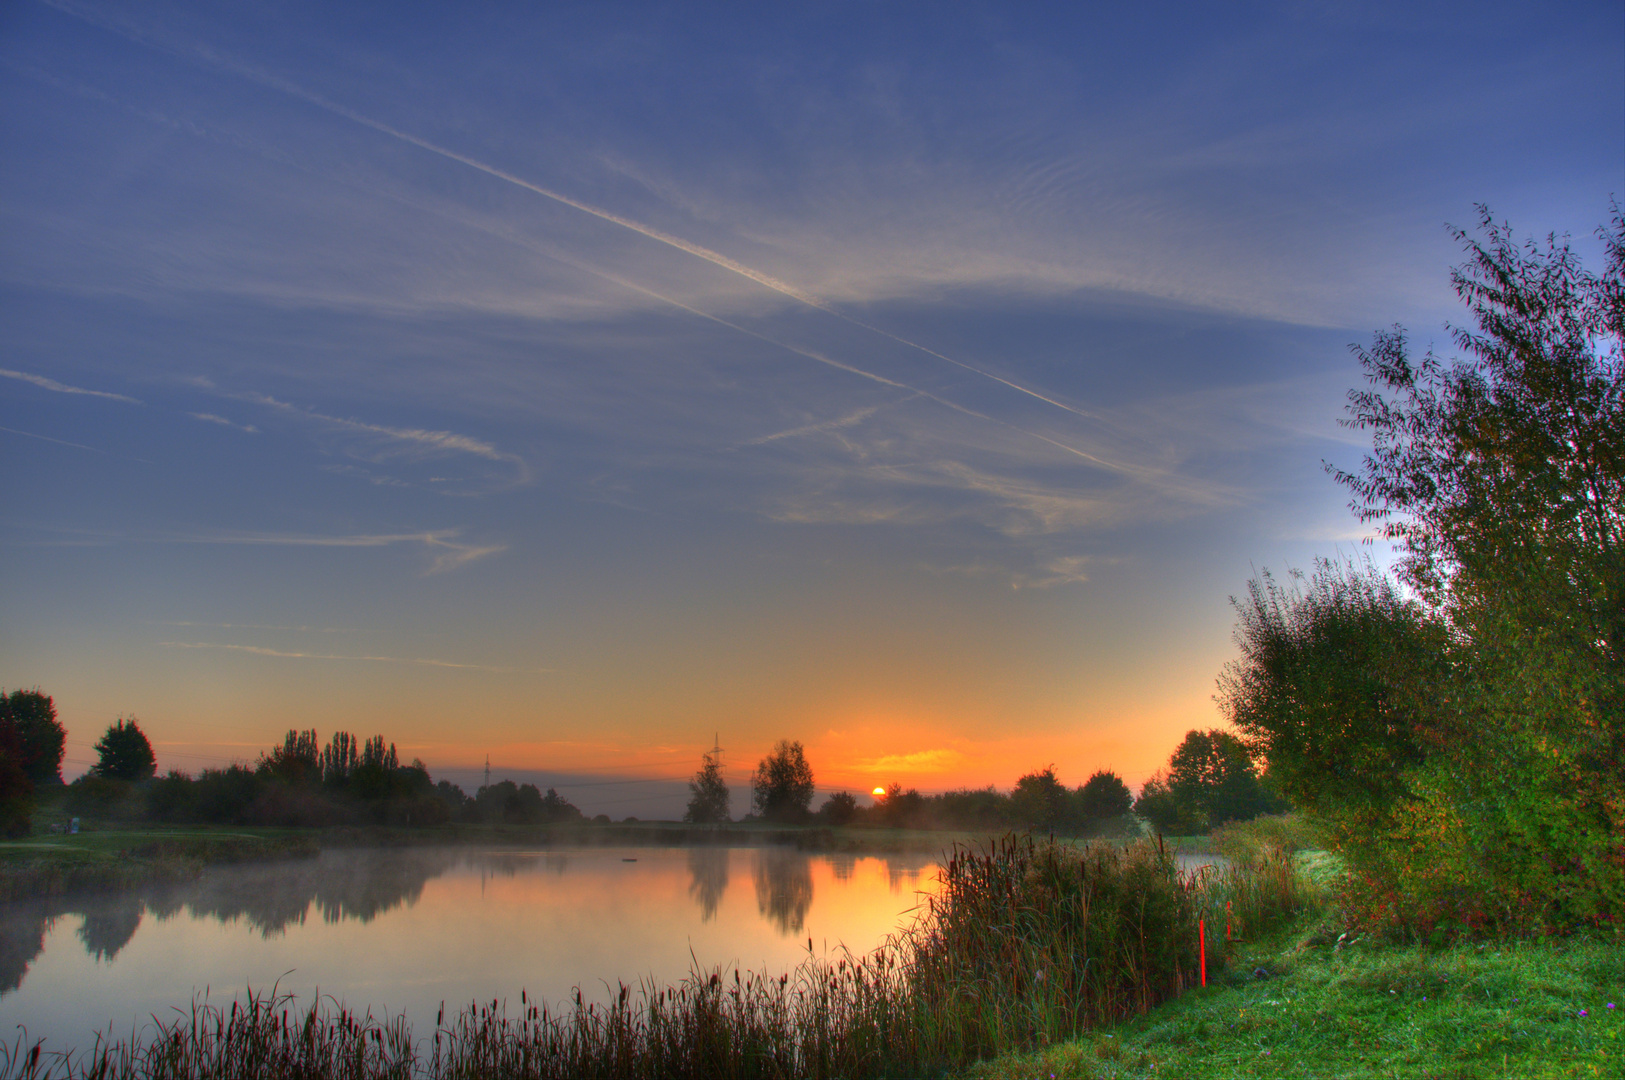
683, 736, 1262, 834
0, 703, 589, 830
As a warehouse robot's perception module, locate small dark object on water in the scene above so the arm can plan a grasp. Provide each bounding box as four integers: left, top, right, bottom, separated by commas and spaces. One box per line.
622, 857, 637, 862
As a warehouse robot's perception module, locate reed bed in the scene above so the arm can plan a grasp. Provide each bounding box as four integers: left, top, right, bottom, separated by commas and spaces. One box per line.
2, 837, 1312, 1080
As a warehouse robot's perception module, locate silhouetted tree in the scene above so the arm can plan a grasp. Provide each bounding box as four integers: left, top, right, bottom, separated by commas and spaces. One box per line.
1010, 766, 1069, 828
684, 750, 731, 823
816, 790, 858, 825
751, 740, 814, 823
91, 718, 156, 783
0, 715, 33, 837
0, 690, 65, 785
1076, 769, 1134, 821
258, 729, 322, 786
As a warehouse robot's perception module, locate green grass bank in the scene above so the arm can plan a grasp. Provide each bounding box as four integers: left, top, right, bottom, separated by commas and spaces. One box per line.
964, 922, 1622, 1079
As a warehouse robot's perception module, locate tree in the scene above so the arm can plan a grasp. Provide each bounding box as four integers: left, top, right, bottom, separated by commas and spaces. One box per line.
1010, 766, 1069, 828
1217, 558, 1447, 819
684, 751, 731, 823
1133, 771, 1197, 835
751, 740, 814, 823
258, 729, 322, 786
1136, 729, 1280, 834
1326, 207, 1625, 924
1076, 769, 1134, 821
91, 717, 156, 783
0, 690, 66, 785
816, 790, 858, 825
0, 714, 34, 837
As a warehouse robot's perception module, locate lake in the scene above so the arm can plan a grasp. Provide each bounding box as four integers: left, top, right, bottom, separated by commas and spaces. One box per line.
0, 846, 943, 1054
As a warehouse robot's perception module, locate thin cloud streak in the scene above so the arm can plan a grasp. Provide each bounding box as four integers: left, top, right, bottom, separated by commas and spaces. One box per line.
21, 527, 506, 571
161, 641, 540, 673
0, 366, 141, 403
189, 412, 259, 433
166, 529, 506, 572
44, 2, 1125, 435
0, 424, 108, 454
208, 387, 531, 490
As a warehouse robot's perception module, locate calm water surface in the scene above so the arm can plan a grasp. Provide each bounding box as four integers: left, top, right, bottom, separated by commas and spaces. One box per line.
0, 846, 941, 1052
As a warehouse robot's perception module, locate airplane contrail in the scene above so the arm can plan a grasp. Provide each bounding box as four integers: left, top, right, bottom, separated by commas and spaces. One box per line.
43, 0, 1107, 424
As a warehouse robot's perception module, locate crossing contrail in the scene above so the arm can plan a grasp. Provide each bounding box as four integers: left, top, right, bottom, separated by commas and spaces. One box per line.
44, 0, 1108, 425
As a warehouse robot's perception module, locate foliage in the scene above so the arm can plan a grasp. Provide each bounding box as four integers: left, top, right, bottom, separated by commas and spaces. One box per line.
1076, 770, 1134, 822
1217, 558, 1447, 819
1208, 813, 1324, 865
0, 716, 33, 838
1010, 766, 1070, 828
1135, 730, 1283, 834
683, 751, 731, 823
815, 790, 858, 825
139, 730, 457, 827
89, 718, 155, 783
1308, 208, 1625, 932
751, 740, 815, 823
0, 691, 65, 786
469, 780, 582, 825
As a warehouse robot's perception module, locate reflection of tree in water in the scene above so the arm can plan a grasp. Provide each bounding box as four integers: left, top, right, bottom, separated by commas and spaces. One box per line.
886, 856, 931, 892
0, 848, 465, 997
156, 849, 460, 936
0, 904, 51, 994
77, 895, 143, 961
686, 847, 728, 922
752, 848, 813, 935
825, 853, 856, 882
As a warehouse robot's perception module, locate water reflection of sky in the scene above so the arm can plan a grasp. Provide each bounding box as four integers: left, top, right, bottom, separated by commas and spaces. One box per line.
0, 847, 939, 1054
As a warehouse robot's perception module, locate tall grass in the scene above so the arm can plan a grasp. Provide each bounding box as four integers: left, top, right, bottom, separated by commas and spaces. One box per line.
1, 837, 1314, 1080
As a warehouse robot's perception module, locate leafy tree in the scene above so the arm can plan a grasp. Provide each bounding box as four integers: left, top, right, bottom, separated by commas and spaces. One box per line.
0, 689, 66, 785
1137, 729, 1281, 834
91, 718, 156, 783
751, 740, 815, 823
684, 750, 731, 823
1076, 769, 1134, 821
1326, 207, 1625, 926
1010, 766, 1069, 827
1218, 558, 1447, 819
1133, 771, 1197, 835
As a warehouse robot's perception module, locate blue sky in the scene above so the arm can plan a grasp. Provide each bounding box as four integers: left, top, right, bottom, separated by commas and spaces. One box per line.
2, 0, 1620, 815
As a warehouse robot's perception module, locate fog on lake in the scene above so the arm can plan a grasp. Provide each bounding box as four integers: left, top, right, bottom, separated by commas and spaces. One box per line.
0, 846, 940, 1052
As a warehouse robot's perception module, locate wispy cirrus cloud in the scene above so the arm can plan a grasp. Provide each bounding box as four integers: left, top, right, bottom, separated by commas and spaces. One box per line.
189, 412, 259, 433
15, 526, 504, 573
198, 385, 530, 493
853, 748, 969, 775
174, 528, 506, 573
1, 367, 141, 403
161, 641, 540, 673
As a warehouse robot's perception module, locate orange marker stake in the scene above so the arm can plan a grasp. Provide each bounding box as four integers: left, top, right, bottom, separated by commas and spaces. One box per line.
1199, 918, 1207, 987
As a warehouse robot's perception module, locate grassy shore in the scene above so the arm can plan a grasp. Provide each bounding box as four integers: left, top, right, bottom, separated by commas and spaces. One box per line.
964, 920, 1622, 1079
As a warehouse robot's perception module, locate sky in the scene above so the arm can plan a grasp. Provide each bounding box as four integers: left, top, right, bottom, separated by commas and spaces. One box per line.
2, 0, 1621, 817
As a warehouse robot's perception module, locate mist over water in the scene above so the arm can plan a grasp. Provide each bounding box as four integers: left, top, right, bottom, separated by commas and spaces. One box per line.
0, 847, 939, 1054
